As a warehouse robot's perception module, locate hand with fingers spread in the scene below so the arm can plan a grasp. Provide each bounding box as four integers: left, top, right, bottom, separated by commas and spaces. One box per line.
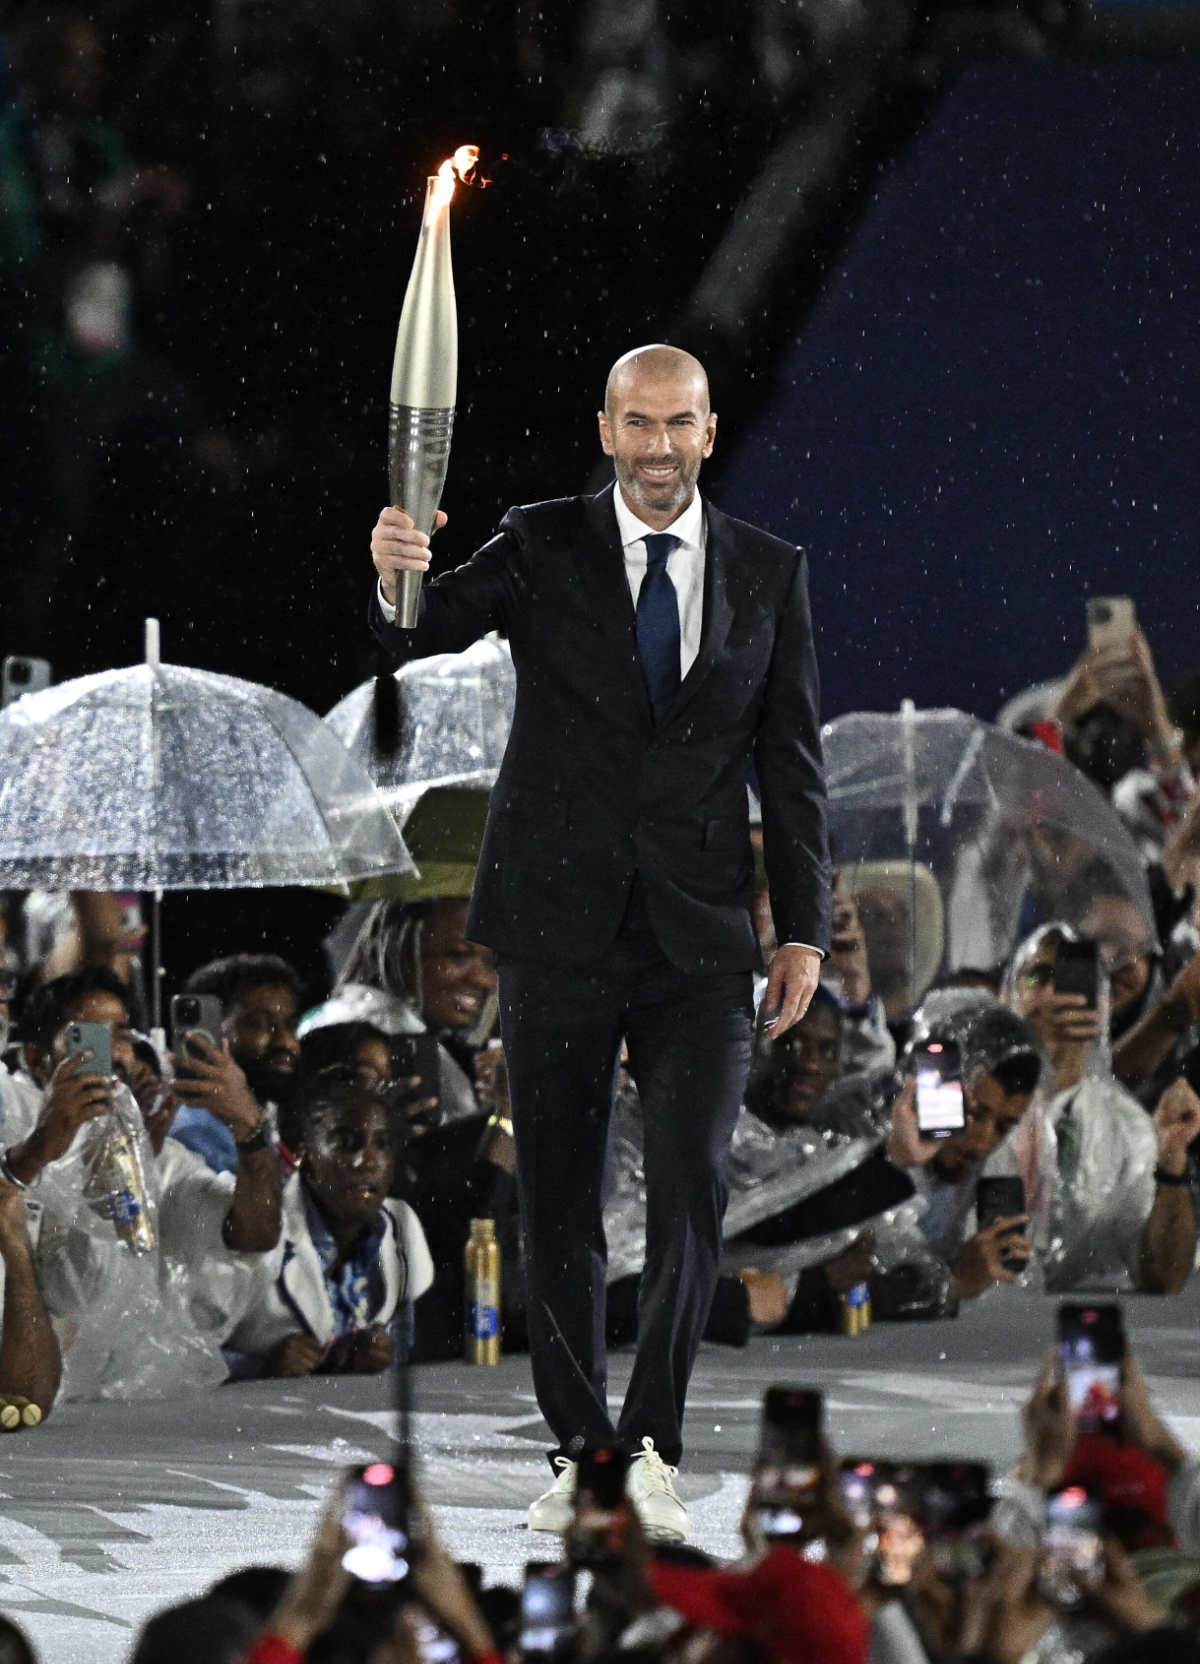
762, 943, 822, 1037
6, 1052, 114, 1185
372, 507, 448, 607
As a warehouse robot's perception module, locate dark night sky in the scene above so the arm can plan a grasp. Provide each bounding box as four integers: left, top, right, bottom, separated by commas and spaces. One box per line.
718, 62, 1200, 723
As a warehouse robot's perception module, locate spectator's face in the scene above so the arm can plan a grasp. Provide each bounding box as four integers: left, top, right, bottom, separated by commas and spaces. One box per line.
1080, 896, 1154, 1021
225, 981, 301, 1105
47, 989, 135, 1084
1010, 940, 1057, 1020
929, 1072, 1031, 1182
302, 1101, 395, 1231
418, 901, 495, 1032
598, 365, 716, 521
353, 1036, 395, 1091
766, 1003, 842, 1124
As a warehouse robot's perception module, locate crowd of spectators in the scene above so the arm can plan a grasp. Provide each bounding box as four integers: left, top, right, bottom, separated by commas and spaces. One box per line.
4, 6, 1200, 1663
1, 594, 1200, 1655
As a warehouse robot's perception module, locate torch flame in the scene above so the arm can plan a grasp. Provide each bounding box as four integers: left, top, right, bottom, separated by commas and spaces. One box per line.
425, 144, 483, 223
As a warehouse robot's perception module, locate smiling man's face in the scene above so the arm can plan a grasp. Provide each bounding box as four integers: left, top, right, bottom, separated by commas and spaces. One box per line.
598, 357, 716, 531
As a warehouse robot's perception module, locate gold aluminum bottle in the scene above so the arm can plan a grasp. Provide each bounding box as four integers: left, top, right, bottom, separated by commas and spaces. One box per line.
464, 1217, 501, 1364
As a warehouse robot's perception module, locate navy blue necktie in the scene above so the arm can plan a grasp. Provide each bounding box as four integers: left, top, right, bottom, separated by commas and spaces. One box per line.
636, 532, 681, 715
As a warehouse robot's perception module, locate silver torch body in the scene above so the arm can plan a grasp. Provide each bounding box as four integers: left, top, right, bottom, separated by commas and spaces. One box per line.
388, 175, 458, 628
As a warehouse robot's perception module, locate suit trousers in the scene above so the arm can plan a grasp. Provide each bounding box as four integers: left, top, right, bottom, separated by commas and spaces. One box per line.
496, 882, 753, 1468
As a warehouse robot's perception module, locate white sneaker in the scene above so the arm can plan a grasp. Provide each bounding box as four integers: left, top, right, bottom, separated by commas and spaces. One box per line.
527, 1455, 577, 1533
627, 1436, 688, 1541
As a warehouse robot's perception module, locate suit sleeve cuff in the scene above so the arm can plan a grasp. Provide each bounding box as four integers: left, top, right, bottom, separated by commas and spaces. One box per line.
377, 579, 398, 622
780, 941, 826, 960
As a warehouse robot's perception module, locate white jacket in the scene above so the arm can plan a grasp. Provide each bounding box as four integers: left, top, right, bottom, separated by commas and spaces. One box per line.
225, 1172, 433, 1361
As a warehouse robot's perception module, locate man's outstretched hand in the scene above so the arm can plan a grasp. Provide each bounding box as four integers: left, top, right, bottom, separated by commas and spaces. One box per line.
371, 506, 448, 605
762, 943, 822, 1036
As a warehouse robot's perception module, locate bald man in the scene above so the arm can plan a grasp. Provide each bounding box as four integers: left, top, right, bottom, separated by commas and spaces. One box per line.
369, 345, 830, 1539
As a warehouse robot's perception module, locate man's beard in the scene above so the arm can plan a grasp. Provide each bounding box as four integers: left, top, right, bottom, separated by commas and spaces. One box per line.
615, 455, 698, 518
240, 1052, 299, 1108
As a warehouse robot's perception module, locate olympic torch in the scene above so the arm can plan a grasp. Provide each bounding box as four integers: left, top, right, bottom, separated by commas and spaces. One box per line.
387, 146, 478, 628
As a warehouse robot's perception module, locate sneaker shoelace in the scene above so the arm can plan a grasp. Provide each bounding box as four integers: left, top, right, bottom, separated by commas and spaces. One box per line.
632, 1437, 678, 1493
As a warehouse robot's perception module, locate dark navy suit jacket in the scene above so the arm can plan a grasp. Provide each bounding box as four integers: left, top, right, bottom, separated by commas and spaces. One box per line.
370, 486, 830, 974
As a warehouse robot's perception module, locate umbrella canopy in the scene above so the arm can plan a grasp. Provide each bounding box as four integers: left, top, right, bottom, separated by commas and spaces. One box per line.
324, 638, 514, 822
824, 706, 1156, 1000
0, 654, 414, 892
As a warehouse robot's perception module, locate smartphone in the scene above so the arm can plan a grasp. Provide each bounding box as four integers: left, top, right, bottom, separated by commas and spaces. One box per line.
519, 1562, 576, 1663
1086, 596, 1136, 652
394, 1033, 441, 1105
340, 1460, 417, 1586
912, 1039, 966, 1139
1053, 939, 1099, 1007
64, 1020, 113, 1079
565, 1446, 631, 1568
170, 993, 223, 1069
749, 1387, 825, 1547
975, 1176, 1027, 1274
1039, 1484, 1105, 1609
839, 1460, 925, 1587
1058, 1303, 1124, 1434
1179, 1043, 1200, 1097
1, 655, 51, 708
919, 1462, 994, 1583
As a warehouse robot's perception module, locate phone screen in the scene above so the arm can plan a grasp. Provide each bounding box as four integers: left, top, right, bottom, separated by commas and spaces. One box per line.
520, 1562, 576, 1662
1058, 1304, 1124, 1433
751, 1387, 825, 1546
839, 1461, 925, 1586
1040, 1485, 1104, 1608
975, 1177, 1027, 1272
567, 1447, 631, 1567
912, 1040, 965, 1138
341, 1462, 414, 1585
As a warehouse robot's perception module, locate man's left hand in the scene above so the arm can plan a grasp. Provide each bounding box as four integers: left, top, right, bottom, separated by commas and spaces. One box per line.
169, 1035, 263, 1141
762, 943, 822, 1036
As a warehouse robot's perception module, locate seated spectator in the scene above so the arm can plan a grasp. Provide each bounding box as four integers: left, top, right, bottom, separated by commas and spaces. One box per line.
1006, 924, 1199, 1293
605, 993, 938, 1344
0, 1173, 60, 1420
223, 1075, 433, 1378
5, 971, 279, 1384
305, 893, 497, 1126
169, 953, 302, 1174
873, 990, 1044, 1304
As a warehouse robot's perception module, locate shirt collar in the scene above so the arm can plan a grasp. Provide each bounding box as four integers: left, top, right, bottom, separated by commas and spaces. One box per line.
612, 485, 705, 556
301, 1183, 386, 1274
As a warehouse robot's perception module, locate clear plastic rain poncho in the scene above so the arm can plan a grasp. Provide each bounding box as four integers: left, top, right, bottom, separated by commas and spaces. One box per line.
1001, 925, 1164, 1293
34, 1082, 228, 1399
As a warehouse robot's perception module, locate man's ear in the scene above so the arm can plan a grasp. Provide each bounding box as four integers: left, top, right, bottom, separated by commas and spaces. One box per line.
597, 409, 614, 456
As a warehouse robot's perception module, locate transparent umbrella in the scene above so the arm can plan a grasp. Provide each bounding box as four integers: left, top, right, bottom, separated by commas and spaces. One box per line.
0, 622, 415, 1025
324, 637, 515, 823
824, 703, 1156, 1015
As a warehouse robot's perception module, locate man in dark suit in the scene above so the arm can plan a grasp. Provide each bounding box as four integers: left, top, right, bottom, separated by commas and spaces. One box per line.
369, 345, 830, 1539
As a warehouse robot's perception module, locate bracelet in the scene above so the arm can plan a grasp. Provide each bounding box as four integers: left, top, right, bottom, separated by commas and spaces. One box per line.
0, 1151, 27, 1191
1154, 1165, 1191, 1188
486, 1113, 514, 1139
235, 1114, 271, 1152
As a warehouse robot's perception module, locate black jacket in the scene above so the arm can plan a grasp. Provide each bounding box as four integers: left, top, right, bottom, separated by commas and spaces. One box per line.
370, 486, 830, 972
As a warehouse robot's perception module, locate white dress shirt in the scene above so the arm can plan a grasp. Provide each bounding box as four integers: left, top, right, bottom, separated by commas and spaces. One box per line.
612, 488, 706, 680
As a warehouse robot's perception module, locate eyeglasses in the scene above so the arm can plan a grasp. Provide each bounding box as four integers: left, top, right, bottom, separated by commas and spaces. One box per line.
1018, 963, 1056, 990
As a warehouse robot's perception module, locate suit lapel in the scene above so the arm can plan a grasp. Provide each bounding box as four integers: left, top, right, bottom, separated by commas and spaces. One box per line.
657, 496, 736, 728
579, 486, 653, 722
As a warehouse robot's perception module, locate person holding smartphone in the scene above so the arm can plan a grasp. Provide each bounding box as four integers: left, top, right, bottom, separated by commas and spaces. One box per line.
1007, 924, 1199, 1295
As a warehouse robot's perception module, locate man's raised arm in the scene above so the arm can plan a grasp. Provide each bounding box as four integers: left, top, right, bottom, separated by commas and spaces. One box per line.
369, 505, 528, 662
